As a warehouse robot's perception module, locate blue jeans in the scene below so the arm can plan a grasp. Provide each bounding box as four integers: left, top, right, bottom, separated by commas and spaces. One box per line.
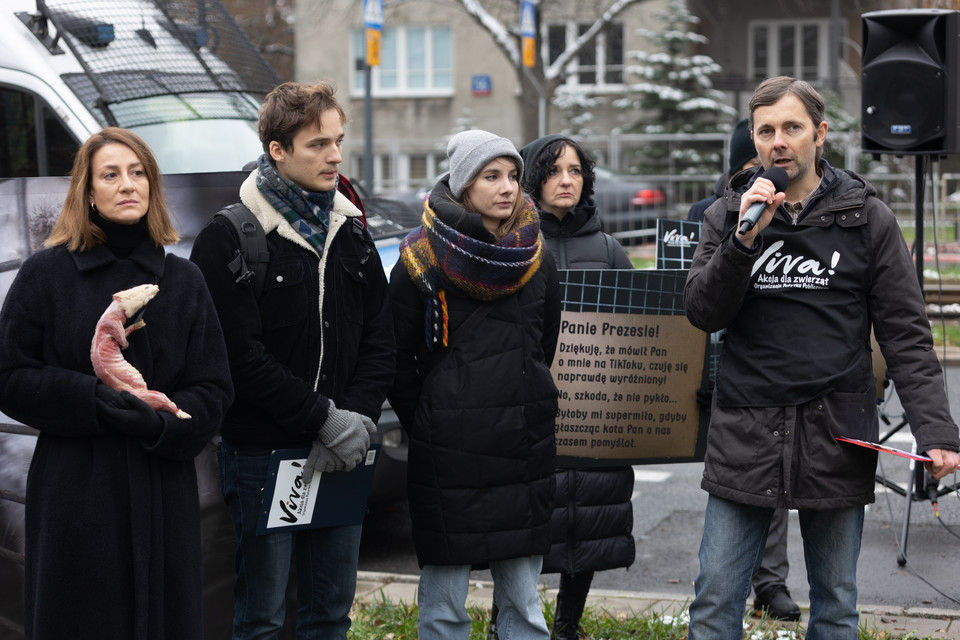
219, 444, 363, 640
417, 557, 549, 640
688, 494, 863, 640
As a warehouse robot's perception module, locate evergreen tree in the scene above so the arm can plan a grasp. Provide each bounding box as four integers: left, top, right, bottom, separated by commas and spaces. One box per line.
612, 0, 736, 173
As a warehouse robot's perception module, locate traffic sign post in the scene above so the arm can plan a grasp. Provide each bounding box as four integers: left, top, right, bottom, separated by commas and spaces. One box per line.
362, 0, 383, 195
521, 0, 536, 68
363, 0, 383, 67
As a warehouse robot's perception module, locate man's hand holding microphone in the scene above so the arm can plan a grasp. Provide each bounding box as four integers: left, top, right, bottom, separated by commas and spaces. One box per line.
736, 166, 789, 247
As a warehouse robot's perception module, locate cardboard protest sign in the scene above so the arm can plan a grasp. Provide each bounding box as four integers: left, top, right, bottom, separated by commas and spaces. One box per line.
553, 270, 709, 466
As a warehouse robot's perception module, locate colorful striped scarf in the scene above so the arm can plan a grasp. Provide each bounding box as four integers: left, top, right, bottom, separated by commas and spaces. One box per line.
255, 154, 335, 254
399, 181, 544, 349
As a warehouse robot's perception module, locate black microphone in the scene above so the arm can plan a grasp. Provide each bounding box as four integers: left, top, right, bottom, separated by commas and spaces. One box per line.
738, 166, 789, 235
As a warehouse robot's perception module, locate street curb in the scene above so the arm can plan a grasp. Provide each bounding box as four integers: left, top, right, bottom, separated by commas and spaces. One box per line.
355, 570, 960, 621
859, 604, 960, 620
937, 347, 960, 366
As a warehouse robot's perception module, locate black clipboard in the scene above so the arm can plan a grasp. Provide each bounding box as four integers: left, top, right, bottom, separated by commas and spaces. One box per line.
256, 444, 380, 535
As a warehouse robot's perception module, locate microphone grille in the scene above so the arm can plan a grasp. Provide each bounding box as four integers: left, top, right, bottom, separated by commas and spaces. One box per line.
762, 166, 790, 192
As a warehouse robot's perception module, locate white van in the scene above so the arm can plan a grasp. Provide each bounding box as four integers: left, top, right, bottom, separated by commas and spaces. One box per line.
0, 0, 276, 177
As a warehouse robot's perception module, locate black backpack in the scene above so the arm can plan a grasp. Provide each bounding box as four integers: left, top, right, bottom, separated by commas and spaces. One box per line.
215, 201, 373, 299
215, 175, 370, 298
216, 203, 271, 298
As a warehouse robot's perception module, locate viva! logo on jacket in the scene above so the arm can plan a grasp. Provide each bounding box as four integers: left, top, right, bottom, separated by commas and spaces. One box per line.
750, 240, 841, 291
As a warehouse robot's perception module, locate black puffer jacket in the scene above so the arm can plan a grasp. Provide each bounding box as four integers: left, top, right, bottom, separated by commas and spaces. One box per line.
389, 187, 562, 567
539, 199, 634, 270
538, 201, 636, 575
685, 161, 959, 509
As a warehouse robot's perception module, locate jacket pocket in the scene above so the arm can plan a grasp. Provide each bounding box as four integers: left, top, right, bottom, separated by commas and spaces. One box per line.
261, 257, 307, 329
819, 389, 879, 443
338, 257, 368, 325
799, 390, 879, 499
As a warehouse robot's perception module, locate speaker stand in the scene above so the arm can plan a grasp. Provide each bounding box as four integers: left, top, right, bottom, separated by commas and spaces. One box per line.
874, 411, 924, 566
874, 154, 959, 566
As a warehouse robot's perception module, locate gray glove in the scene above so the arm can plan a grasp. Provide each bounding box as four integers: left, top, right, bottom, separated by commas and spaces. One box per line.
362, 415, 377, 438
320, 400, 371, 471
302, 439, 346, 483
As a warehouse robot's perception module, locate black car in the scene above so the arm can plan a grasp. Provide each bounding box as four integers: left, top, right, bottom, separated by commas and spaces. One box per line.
592, 166, 670, 243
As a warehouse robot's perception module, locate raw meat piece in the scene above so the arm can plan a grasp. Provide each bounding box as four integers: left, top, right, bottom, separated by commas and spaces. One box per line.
90, 284, 190, 419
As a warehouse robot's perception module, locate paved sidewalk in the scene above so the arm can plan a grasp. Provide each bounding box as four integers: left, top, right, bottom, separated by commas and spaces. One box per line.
354, 570, 960, 638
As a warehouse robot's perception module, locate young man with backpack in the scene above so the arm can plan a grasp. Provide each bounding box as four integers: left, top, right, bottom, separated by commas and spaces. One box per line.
190, 81, 395, 639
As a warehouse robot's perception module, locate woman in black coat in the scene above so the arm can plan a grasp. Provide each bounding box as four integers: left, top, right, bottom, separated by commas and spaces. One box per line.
389, 129, 561, 640
0, 128, 233, 640
518, 134, 636, 640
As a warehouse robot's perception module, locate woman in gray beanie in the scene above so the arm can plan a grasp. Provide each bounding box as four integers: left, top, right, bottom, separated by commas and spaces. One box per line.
389, 129, 561, 640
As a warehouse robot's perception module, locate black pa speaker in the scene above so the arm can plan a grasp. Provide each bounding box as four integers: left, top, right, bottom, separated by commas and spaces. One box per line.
861, 9, 960, 155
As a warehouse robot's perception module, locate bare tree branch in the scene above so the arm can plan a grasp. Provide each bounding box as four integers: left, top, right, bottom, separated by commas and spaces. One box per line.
545, 0, 642, 80
455, 0, 522, 67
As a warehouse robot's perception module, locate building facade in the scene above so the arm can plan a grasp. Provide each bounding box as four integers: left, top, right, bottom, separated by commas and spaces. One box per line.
293, 0, 928, 194
296, 0, 666, 193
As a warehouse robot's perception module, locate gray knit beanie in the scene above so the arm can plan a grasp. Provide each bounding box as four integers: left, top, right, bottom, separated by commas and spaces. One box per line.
446, 130, 523, 198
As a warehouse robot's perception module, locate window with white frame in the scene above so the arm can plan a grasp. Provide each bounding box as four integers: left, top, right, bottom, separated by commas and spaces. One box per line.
749, 20, 845, 83
350, 151, 441, 193
547, 22, 624, 88
352, 26, 453, 96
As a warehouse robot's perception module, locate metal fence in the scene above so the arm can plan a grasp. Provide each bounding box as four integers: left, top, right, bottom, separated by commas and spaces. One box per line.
3, 132, 960, 637
360, 131, 960, 245
575, 131, 960, 246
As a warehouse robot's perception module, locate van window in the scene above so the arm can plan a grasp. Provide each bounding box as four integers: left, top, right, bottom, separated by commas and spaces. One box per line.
42, 105, 79, 177
0, 86, 78, 178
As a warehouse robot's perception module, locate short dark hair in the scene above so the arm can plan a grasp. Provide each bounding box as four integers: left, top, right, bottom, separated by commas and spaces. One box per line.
749, 76, 826, 162
258, 81, 346, 153
521, 138, 596, 207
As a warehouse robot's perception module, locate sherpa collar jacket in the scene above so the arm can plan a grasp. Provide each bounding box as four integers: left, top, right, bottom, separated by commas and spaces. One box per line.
190, 171, 395, 450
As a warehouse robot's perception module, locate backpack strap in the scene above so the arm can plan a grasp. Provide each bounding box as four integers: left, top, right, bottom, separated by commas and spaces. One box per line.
216, 203, 270, 298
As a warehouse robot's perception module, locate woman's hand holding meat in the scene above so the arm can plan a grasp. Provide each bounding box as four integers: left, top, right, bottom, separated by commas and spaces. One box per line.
94, 382, 164, 439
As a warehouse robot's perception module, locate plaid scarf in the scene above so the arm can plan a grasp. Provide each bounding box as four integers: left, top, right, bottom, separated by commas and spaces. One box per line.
399, 181, 544, 349
255, 154, 336, 254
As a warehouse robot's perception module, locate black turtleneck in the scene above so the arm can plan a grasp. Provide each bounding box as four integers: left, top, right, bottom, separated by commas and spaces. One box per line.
92, 209, 149, 258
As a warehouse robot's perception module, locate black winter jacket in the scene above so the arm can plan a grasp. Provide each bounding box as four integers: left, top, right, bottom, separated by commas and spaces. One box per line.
389, 190, 562, 567
0, 240, 233, 640
684, 162, 959, 510
190, 172, 395, 450
539, 199, 634, 270
538, 201, 636, 576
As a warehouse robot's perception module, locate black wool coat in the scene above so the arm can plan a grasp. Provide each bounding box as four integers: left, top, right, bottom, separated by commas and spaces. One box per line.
389, 193, 562, 567
0, 240, 234, 640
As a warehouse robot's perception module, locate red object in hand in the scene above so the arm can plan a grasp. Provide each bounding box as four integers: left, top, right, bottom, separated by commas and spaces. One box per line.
90, 284, 190, 419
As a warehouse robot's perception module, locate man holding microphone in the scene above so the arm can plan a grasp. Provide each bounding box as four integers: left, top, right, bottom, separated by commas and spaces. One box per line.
683, 76, 959, 639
